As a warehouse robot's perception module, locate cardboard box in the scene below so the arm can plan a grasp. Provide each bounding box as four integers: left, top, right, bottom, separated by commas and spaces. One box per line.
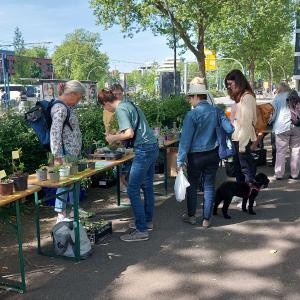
167, 147, 178, 177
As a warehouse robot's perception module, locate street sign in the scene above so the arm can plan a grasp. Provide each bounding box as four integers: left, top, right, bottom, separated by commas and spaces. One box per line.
204, 49, 216, 71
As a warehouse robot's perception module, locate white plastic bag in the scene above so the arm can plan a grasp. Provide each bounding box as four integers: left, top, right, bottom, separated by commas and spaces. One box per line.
174, 170, 190, 202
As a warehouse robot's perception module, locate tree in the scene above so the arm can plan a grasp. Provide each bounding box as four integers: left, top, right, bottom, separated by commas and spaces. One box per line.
22, 46, 48, 58
52, 29, 109, 84
127, 69, 157, 95
206, 0, 296, 86
13, 27, 25, 54
90, 0, 232, 81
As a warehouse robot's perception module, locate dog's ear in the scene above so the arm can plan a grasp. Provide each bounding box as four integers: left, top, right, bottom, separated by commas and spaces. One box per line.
255, 173, 269, 185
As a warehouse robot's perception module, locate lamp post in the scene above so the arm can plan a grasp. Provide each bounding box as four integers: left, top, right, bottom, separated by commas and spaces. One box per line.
164, 0, 177, 94
86, 65, 103, 80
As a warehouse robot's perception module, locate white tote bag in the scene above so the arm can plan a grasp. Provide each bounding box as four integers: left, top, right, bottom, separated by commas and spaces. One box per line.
174, 170, 190, 202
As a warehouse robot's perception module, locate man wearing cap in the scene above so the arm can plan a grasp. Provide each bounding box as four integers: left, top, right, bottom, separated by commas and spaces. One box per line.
176, 78, 234, 228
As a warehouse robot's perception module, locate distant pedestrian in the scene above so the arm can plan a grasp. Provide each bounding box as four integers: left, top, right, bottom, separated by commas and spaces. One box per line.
225, 69, 257, 183
271, 82, 300, 180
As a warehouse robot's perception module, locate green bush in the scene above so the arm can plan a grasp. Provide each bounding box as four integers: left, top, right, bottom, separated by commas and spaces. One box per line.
134, 94, 190, 128
0, 112, 47, 174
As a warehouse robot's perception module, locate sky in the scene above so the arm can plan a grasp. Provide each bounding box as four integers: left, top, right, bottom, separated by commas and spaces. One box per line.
0, 0, 194, 72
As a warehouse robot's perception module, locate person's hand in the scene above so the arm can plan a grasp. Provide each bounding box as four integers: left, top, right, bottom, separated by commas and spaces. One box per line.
106, 134, 115, 145
250, 142, 257, 152
54, 158, 63, 165
176, 166, 182, 173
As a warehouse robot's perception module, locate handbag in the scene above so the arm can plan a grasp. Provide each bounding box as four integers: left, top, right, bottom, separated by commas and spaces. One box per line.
122, 102, 140, 148
215, 108, 236, 160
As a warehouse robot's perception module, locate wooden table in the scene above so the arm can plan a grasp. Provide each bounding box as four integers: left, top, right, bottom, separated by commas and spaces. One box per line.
0, 185, 41, 293
27, 153, 135, 262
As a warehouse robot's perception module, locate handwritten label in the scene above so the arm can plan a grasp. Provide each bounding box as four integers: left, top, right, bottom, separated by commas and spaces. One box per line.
0, 170, 7, 179
12, 150, 20, 159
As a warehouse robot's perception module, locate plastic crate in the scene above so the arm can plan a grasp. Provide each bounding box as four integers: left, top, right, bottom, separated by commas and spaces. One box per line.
85, 221, 112, 245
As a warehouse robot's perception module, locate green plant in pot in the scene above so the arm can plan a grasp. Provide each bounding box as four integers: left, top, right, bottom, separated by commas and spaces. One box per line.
48, 165, 61, 183
64, 155, 79, 176
0, 177, 14, 196
10, 149, 28, 191
78, 160, 88, 172
36, 164, 48, 181
59, 165, 70, 178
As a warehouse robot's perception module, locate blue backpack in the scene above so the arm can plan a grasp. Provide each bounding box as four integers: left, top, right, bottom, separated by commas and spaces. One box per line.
25, 99, 72, 151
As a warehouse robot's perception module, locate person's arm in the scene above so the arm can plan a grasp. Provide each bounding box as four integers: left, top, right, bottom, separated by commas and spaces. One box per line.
176, 112, 195, 169
50, 105, 68, 159
219, 109, 235, 134
106, 105, 134, 144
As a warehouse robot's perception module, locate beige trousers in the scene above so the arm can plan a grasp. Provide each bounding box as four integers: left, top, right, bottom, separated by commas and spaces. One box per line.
275, 127, 300, 178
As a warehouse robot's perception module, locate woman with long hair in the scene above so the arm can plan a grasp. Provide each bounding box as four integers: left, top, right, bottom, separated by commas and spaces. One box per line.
225, 69, 257, 183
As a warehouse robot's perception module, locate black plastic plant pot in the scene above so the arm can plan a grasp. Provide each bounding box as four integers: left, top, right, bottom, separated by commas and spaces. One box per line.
87, 162, 95, 170
78, 162, 87, 172
10, 174, 28, 191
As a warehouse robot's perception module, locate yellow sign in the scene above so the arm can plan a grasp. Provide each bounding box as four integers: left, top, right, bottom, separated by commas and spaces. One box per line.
12, 150, 20, 160
0, 170, 7, 179
204, 49, 216, 71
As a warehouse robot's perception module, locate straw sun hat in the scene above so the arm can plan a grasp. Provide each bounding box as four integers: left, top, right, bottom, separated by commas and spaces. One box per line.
187, 77, 208, 95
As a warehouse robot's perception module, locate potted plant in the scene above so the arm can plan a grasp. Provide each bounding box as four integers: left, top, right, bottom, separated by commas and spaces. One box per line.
36, 165, 48, 181
59, 165, 70, 178
78, 161, 88, 172
87, 161, 95, 170
10, 157, 28, 192
65, 155, 79, 176
48, 165, 61, 183
0, 178, 14, 196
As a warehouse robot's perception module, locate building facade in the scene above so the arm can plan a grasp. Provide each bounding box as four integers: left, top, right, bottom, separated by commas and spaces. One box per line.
0, 49, 53, 82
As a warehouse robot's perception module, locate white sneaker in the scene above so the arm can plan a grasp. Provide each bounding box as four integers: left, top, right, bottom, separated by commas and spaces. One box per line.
120, 184, 127, 193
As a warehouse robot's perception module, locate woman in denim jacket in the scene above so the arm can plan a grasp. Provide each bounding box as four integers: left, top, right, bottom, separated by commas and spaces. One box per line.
177, 79, 234, 228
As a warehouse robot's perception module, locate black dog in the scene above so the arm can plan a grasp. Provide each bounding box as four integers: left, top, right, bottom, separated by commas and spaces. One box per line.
213, 173, 270, 219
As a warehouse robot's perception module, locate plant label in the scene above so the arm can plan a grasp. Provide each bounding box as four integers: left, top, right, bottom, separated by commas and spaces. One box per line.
0, 170, 7, 179
12, 150, 20, 159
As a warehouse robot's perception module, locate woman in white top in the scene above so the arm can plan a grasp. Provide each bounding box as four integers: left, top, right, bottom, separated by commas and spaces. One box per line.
225, 69, 257, 183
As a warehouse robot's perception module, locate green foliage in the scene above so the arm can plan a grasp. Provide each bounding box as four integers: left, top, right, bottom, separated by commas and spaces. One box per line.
90, 0, 231, 78
76, 105, 105, 153
52, 29, 109, 83
13, 26, 24, 53
127, 69, 158, 96
206, 0, 296, 85
134, 94, 190, 128
22, 46, 48, 58
0, 113, 48, 174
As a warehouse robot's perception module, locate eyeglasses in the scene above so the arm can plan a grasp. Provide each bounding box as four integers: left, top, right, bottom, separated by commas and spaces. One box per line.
226, 81, 235, 88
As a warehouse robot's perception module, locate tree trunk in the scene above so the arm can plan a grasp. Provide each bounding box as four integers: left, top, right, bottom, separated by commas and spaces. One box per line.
196, 23, 206, 86
248, 61, 255, 88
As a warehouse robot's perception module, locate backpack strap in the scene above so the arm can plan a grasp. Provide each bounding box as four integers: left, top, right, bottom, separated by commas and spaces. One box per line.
129, 101, 140, 147
51, 99, 73, 132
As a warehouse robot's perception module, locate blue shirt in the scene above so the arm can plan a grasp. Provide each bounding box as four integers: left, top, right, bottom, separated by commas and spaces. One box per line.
271, 92, 291, 134
177, 101, 234, 167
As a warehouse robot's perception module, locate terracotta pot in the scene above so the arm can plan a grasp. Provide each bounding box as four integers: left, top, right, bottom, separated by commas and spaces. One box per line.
10, 174, 28, 191
0, 180, 14, 196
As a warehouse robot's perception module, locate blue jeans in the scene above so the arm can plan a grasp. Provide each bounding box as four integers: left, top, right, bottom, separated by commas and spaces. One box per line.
233, 141, 256, 183
54, 184, 79, 213
186, 149, 219, 220
127, 143, 159, 232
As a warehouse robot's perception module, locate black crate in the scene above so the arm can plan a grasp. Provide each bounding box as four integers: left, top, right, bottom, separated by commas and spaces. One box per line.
85, 221, 112, 245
